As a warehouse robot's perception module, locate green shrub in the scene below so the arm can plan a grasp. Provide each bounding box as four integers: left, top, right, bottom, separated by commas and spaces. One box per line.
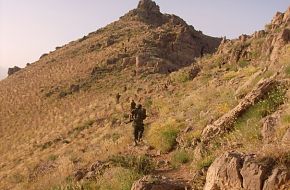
170, 70, 191, 83
238, 59, 250, 68
97, 168, 141, 190
284, 65, 290, 76
109, 155, 154, 175
147, 120, 181, 153
229, 84, 287, 143
195, 155, 214, 170
171, 149, 191, 166
282, 114, 290, 124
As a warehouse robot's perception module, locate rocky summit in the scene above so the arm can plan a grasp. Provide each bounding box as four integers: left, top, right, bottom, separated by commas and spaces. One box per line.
0, 1, 290, 190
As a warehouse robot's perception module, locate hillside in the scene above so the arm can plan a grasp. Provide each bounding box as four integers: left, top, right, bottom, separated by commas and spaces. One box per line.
0, 1, 289, 190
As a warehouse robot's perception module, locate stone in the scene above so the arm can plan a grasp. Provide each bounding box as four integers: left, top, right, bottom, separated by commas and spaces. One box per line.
239, 34, 249, 42
271, 12, 284, 26
188, 65, 201, 79
282, 6, 290, 23
263, 167, 290, 190
131, 175, 187, 190
240, 155, 274, 190
70, 84, 80, 93
253, 30, 266, 38
8, 66, 21, 76
204, 151, 244, 190
261, 112, 279, 144
74, 169, 87, 181
204, 152, 289, 190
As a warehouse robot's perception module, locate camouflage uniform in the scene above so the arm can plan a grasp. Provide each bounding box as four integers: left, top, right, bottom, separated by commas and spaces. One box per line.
132, 105, 147, 144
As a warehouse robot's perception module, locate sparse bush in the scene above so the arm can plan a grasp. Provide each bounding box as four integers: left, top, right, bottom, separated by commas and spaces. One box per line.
195, 155, 215, 170
171, 149, 191, 166
282, 114, 290, 124
10, 173, 25, 184
238, 59, 250, 68
109, 155, 154, 174
147, 119, 182, 153
48, 154, 58, 161
97, 167, 141, 190
144, 97, 153, 109
228, 84, 287, 144
284, 64, 290, 76
170, 70, 191, 83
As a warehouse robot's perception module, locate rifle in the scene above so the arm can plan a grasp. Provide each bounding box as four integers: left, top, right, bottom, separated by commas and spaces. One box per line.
125, 119, 133, 124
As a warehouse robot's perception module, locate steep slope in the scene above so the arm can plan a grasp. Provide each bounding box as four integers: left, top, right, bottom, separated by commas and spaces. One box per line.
1, 1, 289, 190
0, 0, 221, 189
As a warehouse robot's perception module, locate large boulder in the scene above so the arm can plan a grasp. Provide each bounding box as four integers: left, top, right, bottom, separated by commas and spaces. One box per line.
240, 156, 275, 190
261, 111, 280, 144
204, 152, 244, 190
204, 152, 290, 190
263, 167, 290, 190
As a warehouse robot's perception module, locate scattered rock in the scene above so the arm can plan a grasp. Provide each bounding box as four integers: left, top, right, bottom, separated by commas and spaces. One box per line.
70, 84, 80, 93
131, 175, 188, 190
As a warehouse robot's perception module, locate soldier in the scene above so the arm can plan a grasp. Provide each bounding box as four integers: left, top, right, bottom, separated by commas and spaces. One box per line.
130, 99, 136, 111
129, 99, 136, 122
115, 93, 121, 104
132, 104, 147, 146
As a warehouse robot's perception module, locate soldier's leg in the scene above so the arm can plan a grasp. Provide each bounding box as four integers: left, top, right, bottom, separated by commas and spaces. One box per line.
133, 126, 139, 145
138, 124, 144, 141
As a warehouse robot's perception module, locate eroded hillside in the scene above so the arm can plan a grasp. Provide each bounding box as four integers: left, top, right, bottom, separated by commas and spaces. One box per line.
0, 1, 289, 190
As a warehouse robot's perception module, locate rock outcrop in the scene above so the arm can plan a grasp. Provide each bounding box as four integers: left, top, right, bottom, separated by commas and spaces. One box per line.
120, 0, 221, 74
202, 75, 279, 142
8, 66, 21, 76
204, 152, 290, 190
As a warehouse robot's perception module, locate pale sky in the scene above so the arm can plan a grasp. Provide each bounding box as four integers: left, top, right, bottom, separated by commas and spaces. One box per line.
0, 0, 290, 79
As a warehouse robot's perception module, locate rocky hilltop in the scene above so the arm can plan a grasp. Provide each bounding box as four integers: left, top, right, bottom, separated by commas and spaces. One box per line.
0, 1, 289, 190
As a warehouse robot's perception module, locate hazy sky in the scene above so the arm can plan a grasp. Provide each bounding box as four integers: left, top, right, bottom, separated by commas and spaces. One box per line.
0, 0, 290, 76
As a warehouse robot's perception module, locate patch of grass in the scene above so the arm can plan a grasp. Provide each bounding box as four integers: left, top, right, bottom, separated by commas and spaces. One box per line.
147, 119, 182, 153
144, 97, 153, 109
223, 70, 238, 80
109, 155, 155, 175
170, 70, 192, 83
284, 64, 290, 76
69, 119, 95, 136
195, 155, 215, 170
238, 59, 250, 68
227, 84, 287, 145
48, 154, 58, 161
50, 181, 98, 190
171, 149, 191, 166
97, 167, 141, 190
282, 114, 290, 124
10, 173, 25, 184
